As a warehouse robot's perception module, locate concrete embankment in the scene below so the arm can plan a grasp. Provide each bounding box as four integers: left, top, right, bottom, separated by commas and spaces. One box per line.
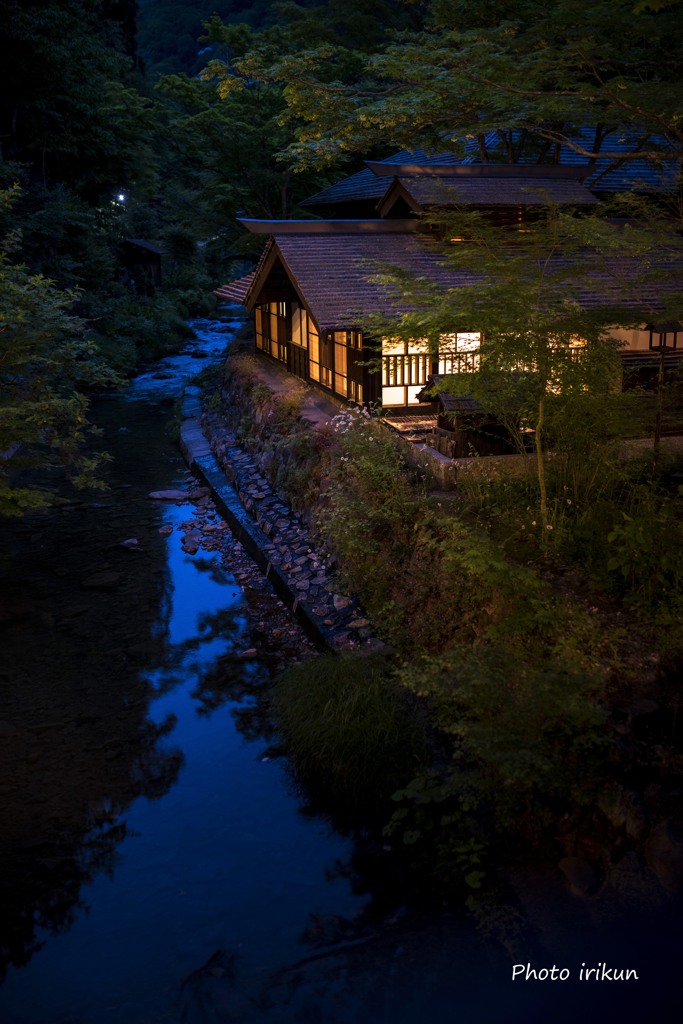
178, 387, 380, 653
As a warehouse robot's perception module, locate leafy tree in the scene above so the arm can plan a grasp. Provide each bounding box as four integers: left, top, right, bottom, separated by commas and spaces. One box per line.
368, 199, 683, 530
156, 15, 366, 264
0, 1, 151, 202
0, 189, 118, 516
230, 0, 683, 170
221, 0, 682, 528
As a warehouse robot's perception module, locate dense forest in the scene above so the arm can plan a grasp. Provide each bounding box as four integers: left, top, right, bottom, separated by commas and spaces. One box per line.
1, 0, 681, 516
2, 0, 683, 935
137, 0, 280, 77
0, 0, 420, 512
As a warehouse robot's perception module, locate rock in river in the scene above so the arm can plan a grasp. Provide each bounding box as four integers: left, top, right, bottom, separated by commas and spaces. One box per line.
148, 489, 188, 502
81, 571, 123, 590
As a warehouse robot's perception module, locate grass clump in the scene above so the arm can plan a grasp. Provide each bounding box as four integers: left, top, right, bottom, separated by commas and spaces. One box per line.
272, 653, 430, 821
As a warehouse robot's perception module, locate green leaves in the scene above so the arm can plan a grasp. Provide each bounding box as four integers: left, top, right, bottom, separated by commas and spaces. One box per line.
0, 189, 117, 514
234, 0, 683, 169
606, 484, 683, 612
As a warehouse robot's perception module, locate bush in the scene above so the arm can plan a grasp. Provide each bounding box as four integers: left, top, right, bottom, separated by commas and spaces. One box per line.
607, 482, 683, 614
82, 292, 193, 371
394, 644, 609, 848
271, 653, 430, 821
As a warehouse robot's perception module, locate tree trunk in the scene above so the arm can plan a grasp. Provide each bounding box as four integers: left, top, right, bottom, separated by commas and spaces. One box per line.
653, 346, 665, 475
535, 391, 548, 536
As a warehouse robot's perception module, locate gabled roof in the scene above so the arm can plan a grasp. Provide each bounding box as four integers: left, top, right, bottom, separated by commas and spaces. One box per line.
300, 149, 459, 208
299, 131, 678, 211
221, 223, 682, 331
377, 172, 599, 215
243, 228, 467, 331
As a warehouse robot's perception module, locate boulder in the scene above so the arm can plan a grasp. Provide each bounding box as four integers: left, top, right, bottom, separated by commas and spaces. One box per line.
148, 489, 188, 502
188, 487, 211, 501
597, 782, 649, 842
181, 530, 203, 555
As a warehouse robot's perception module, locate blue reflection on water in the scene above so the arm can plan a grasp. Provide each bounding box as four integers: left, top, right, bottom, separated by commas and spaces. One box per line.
0, 320, 364, 1024
125, 315, 240, 403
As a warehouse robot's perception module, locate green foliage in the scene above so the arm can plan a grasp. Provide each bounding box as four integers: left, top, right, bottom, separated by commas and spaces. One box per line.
0, 1, 149, 203
317, 407, 560, 650
250, 0, 683, 167
607, 482, 683, 613
321, 407, 424, 558
218, 355, 328, 507
81, 291, 194, 371
272, 652, 430, 819
397, 644, 608, 841
0, 189, 120, 514
377, 638, 610, 897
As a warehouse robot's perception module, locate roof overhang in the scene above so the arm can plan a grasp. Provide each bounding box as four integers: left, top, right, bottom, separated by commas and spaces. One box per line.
365, 162, 590, 179
213, 272, 255, 305
237, 218, 419, 234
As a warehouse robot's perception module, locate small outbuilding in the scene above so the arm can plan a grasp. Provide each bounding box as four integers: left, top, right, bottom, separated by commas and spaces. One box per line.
120, 239, 166, 292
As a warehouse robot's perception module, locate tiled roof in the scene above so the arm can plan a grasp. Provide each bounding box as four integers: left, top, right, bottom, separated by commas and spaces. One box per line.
213, 272, 255, 304
496, 128, 679, 192
265, 231, 462, 330
300, 150, 458, 208
300, 131, 678, 209
385, 174, 599, 210
299, 167, 389, 207
248, 230, 682, 330
237, 219, 418, 234
417, 376, 483, 412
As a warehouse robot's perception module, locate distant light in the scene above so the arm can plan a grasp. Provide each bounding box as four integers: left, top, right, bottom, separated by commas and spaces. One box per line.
117, 193, 126, 203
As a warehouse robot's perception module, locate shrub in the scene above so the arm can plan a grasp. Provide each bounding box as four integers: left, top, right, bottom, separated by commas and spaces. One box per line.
393, 644, 609, 848
607, 483, 683, 614
271, 653, 430, 821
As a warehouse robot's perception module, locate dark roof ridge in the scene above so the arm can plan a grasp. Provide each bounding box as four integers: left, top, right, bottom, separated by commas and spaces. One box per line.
365, 162, 589, 179
237, 218, 419, 234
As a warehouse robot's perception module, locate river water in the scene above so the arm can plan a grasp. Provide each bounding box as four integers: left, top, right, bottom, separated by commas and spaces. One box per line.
0, 315, 681, 1023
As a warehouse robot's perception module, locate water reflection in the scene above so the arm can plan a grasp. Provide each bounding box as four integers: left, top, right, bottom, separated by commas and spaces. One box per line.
0, 319, 366, 1023
4, 316, 680, 1022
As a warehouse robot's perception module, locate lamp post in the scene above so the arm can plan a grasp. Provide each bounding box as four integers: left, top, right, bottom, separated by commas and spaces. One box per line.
648, 323, 679, 473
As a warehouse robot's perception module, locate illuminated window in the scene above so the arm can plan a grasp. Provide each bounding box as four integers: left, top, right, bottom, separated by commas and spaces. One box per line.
438, 332, 481, 373
292, 305, 307, 348
381, 337, 431, 406
255, 306, 265, 351
308, 321, 320, 380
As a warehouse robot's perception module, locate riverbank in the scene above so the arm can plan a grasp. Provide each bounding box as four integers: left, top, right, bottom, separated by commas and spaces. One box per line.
185, 329, 683, 918
178, 386, 382, 653
1, 317, 393, 1023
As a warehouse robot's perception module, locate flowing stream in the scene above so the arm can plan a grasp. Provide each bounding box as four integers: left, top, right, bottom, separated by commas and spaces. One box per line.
0, 315, 681, 1023
0, 316, 370, 1022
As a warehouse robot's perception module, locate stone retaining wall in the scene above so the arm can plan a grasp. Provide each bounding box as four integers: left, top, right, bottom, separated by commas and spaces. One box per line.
178, 389, 381, 653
